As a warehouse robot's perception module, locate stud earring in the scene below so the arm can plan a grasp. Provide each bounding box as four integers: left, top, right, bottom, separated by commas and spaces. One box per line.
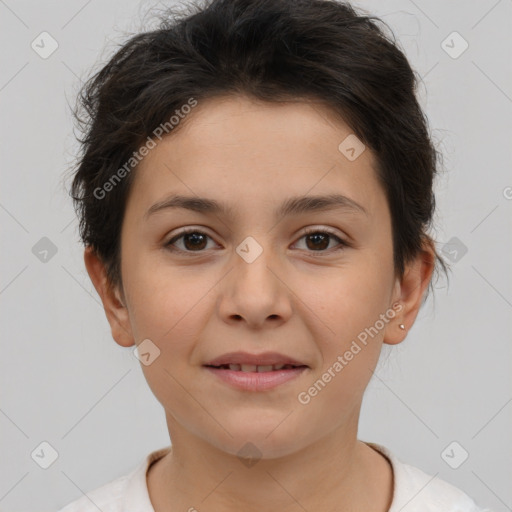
399, 324, 405, 330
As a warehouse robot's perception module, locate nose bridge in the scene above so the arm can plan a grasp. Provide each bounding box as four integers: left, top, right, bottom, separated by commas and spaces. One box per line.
233, 233, 280, 292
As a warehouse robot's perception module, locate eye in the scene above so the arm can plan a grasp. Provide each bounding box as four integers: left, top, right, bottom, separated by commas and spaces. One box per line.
164, 227, 349, 255
293, 227, 349, 253
165, 229, 217, 253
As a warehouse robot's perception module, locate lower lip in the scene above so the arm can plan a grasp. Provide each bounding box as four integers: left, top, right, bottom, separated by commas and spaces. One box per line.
204, 366, 308, 391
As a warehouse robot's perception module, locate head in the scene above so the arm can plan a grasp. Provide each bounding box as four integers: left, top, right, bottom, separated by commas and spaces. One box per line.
70, 0, 450, 458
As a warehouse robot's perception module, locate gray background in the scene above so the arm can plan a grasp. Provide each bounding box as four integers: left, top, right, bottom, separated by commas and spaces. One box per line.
1, 0, 511, 511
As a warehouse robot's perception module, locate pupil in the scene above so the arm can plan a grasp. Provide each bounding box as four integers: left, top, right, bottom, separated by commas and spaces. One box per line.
307, 233, 328, 250
185, 233, 206, 250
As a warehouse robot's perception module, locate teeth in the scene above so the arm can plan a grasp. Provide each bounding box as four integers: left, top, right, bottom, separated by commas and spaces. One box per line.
241, 364, 257, 372
220, 363, 299, 372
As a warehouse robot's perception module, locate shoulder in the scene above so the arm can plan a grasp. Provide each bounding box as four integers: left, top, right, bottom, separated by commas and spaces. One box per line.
393, 460, 491, 512
366, 442, 494, 512
55, 446, 171, 512
56, 473, 128, 512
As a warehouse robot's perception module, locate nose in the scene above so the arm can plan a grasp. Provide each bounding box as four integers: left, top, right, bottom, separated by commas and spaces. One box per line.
217, 238, 293, 329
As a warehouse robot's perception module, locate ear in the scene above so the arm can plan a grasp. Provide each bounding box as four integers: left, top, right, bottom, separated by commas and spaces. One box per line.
383, 238, 436, 346
83, 246, 135, 348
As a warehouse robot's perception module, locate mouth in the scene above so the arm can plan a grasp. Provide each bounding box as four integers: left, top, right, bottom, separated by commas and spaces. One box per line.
203, 362, 310, 392
204, 363, 307, 372
202, 352, 309, 391
203, 351, 309, 369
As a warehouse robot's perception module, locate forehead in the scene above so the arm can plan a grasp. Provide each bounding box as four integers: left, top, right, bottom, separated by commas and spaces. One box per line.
126, 95, 383, 221
165, 95, 360, 159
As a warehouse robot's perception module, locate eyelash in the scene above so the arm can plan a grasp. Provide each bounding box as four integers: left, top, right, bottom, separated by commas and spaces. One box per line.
164, 227, 349, 255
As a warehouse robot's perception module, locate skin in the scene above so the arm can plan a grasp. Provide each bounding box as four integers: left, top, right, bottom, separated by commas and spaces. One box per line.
85, 94, 435, 512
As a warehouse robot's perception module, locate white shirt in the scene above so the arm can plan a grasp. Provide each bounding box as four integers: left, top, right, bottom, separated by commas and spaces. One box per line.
56, 442, 493, 511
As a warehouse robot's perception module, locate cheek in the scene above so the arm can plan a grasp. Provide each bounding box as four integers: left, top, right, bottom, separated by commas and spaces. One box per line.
125, 254, 211, 340
293, 256, 392, 399
128, 265, 211, 411
299, 261, 391, 341
296, 272, 387, 411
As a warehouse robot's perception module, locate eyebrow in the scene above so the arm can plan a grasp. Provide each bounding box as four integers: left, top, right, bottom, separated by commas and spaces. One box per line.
144, 193, 368, 221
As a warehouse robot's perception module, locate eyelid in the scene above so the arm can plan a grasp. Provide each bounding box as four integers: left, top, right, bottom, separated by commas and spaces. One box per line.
165, 227, 218, 250
296, 226, 350, 252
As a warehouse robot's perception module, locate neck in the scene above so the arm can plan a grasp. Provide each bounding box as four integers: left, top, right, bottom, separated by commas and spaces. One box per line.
147, 419, 393, 512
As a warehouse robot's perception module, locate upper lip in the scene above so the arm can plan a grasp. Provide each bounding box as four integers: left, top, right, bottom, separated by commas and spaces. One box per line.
204, 351, 308, 367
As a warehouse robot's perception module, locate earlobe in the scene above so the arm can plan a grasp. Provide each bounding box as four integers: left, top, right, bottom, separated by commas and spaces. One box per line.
383, 241, 435, 346
83, 246, 135, 348
382, 301, 408, 346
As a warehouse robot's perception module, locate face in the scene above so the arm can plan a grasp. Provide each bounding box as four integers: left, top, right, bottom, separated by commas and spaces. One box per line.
87, 95, 427, 459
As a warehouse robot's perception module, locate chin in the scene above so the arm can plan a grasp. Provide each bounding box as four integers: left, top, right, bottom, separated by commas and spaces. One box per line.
206, 417, 307, 460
